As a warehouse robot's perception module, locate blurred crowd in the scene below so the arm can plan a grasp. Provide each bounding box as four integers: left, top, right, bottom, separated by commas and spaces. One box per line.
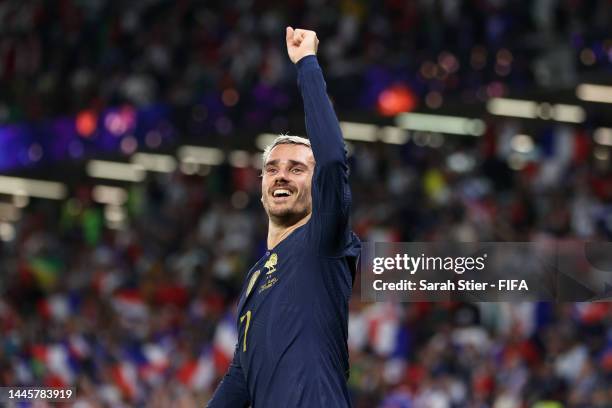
1, 0, 612, 407
1, 0, 612, 127
1, 132, 611, 406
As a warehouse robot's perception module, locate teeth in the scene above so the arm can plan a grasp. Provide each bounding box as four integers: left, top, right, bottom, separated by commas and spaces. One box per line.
273, 189, 291, 197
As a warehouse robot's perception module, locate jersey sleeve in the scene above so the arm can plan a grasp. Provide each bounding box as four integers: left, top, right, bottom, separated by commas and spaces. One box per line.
206, 344, 250, 408
297, 55, 352, 256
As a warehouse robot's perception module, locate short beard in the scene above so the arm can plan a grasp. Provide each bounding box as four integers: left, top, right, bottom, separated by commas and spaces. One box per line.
265, 205, 310, 228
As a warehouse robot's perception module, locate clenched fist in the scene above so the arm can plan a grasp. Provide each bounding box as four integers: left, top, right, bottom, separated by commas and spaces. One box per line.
286, 27, 319, 64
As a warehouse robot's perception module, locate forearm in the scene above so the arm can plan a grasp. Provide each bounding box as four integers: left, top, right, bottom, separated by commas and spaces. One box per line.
207, 351, 250, 408
296, 55, 346, 167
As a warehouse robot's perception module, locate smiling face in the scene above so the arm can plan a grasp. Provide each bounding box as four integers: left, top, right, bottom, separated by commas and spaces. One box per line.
261, 143, 315, 226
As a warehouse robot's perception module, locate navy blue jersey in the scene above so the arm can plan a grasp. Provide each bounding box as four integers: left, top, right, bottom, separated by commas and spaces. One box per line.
208, 55, 361, 408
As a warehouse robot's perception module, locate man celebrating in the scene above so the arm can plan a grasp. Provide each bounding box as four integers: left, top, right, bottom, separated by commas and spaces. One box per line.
208, 27, 361, 408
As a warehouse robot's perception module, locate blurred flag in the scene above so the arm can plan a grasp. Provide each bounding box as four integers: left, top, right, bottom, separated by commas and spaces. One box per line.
111, 362, 141, 401
37, 294, 80, 322
573, 302, 611, 325
379, 387, 413, 408
213, 313, 237, 372
31, 344, 75, 386
139, 343, 170, 385
112, 289, 149, 321
68, 334, 91, 360
365, 303, 404, 357
177, 348, 215, 390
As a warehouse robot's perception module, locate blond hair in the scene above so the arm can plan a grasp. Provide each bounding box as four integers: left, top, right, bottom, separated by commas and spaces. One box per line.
261, 135, 312, 164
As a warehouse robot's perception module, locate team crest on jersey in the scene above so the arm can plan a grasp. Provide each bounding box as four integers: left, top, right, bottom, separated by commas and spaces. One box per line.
264, 253, 278, 275
259, 253, 279, 293
246, 270, 261, 297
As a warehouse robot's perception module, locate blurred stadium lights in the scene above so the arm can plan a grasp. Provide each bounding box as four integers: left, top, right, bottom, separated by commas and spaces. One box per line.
12, 194, 29, 208
177, 146, 224, 165
593, 146, 610, 161
379, 126, 410, 145
594, 128, 612, 146
0, 175, 67, 200
86, 160, 146, 182
412, 132, 445, 148
487, 98, 539, 118
256, 133, 282, 151
446, 152, 476, 173
487, 98, 586, 123
179, 159, 200, 175
258, 126, 410, 150
510, 134, 535, 154
130, 152, 177, 173
340, 122, 378, 142
104, 204, 127, 230
377, 84, 417, 116
0, 222, 15, 242
250, 153, 263, 169
92, 186, 128, 206
576, 83, 612, 104
551, 104, 586, 123
228, 150, 251, 168
0, 202, 21, 222
507, 153, 528, 170
76, 109, 98, 138
395, 112, 485, 136
103, 106, 137, 137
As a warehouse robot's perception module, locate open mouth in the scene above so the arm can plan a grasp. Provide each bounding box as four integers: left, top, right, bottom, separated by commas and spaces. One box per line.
272, 188, 293, 198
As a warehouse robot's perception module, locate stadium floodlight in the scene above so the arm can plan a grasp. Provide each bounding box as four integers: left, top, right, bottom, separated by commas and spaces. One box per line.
487, 98, 538, 118
594, 128, 612, 146
551, 104, 586, 123
576, 84, 612, 104
92, 185, 128, 205
131, 152, 177, 173
86, 160, 146, 182
0, 176, 67, 199
178, 146, 224, 166
339, 122, 378, 142
396, 112, 485, 136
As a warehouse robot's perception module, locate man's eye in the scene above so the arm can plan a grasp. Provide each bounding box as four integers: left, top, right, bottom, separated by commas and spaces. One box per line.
266, 168, 277, 174
291, 168, 304, 174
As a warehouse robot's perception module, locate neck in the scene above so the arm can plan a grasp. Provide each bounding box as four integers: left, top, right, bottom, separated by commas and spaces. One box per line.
267, 213, 311, 250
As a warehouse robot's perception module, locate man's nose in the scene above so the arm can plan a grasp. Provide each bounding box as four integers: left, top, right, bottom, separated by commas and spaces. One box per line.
274, 167, 290, 182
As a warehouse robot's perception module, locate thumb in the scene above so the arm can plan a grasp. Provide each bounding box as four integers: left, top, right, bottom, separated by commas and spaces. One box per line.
286, 26, 294, 43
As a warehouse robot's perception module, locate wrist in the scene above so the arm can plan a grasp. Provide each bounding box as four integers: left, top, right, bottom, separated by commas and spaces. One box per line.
294, 53, 317, 65
296, 54, 318, 70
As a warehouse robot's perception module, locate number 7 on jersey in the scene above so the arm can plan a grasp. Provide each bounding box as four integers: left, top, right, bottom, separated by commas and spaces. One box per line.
240, 310, 252, 352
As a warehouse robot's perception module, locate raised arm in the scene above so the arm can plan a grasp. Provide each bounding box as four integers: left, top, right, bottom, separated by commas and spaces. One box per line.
206, 344, 250, 408
287, 27, 352, 255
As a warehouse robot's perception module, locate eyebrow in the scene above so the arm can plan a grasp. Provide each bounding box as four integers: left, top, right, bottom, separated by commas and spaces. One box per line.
264, 159, 309, 168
